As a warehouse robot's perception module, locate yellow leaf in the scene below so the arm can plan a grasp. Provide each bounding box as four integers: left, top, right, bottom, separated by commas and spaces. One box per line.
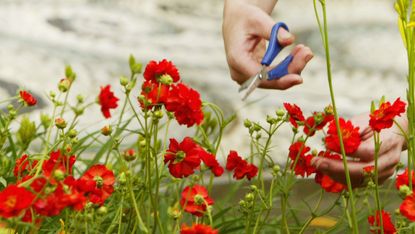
310, 216, 337, 228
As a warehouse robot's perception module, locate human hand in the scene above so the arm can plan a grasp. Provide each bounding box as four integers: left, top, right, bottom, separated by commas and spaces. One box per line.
311, 114, 408, 187
222, 0, 314, 90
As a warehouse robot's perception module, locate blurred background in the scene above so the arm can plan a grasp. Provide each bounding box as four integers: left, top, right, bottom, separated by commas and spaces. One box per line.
0, 0, 407, 164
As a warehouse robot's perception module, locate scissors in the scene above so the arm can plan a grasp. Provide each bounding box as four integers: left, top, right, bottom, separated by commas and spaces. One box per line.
239, 22, 294, 101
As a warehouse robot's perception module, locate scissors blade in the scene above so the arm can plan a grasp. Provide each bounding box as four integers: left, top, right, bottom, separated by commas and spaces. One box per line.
240, 74, 262, 101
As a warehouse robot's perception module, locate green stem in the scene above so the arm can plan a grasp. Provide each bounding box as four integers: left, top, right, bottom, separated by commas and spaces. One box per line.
373, 132, 384, 234
315, 1, 359, 232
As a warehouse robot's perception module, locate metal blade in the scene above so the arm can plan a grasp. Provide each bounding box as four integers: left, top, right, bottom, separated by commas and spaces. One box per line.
240, 75, 262, 101
238, 73, 259, 92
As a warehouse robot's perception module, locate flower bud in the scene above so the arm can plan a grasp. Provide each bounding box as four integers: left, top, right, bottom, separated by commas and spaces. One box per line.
399, 185, 413, 198
153, 110, 163, 119
41, 114, 52, 129
119, 172, 127, 185
68, 129, 77, 138
76, 94, 84, 104
58, 78, 71, 92
120, 76, 129, 86
239, 200, 247, 208
311, 149, 318, 156
194, 194, 205, 205
55, 118, 67, 129
123, 149, 136, 162
17, 116, 36, 148
139, 139, 147, 148
244, 119, 252, 128
253, 124, 261, 132
101, 125, 112, 136
167, 206, 181, 219
245, 193, 254, 202
50, 91, 56, 98
53, 169, 65, 181
9, 110, 16, 119
97, 206, 108, 215
250, 185, 257, 192
159, 74, 173, 85
276, 108, 285, 117
272, 165, 280, 174
7, 104, 14, 112
324, 105, 334, 115
266, 115, 274, 124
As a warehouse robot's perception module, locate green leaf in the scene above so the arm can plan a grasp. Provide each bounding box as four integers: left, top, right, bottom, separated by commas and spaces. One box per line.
0, 177, 7, 187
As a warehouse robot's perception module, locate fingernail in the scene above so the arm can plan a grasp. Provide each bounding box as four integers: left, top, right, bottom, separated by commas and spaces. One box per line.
305, 54, 314, 62
279, 29, 293, 41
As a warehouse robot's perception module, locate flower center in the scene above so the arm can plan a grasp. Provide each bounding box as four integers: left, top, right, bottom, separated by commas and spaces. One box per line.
5, 196, 17, 208
174, 151, 186, 163
194, 194, 205, 205
94, 176, 104, 188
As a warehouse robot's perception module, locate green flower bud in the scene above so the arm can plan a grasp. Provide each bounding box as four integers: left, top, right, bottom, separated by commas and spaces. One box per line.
399, 185, 413, 198
266, 115, 273, 124
119, 172, 127, 185
245, 193, 254, 202
250, 185, 258, 192
6, 104, 14, 112
194, 194, 205, 205
139, 139, 147, 148
239, 200, 247, 208
123, 149, 136, 162
49, 91, 56, 98
40, 114, 52, 129
153, 110, 163, 119
167, 206, 181, 219
120, 76, 129, 86
8, 110, 16, 119
97, 206, 108, 215
253, 124, 261, 132
131, 64, 142, 75
53, 169, 65, 181
68, 129, 77, 138
17, 116, 36, 149
244, 119, 252, 128
55, 118, 67, 129
272, 165, 280, 174
76, 94, 84, 104
94, 176, 104, 188
58, 78, 71, 93
276, 108, 285, 117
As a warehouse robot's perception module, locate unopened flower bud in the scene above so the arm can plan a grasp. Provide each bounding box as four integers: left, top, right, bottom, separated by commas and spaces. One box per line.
71, 137, 79, 145
255, 133, 261, 140
245, 193, 254, 202
50, 91, 56, 98
123, 149, 136, 162
55, 118, 67, 129
153, 110, 163, 119
239, 200, 247, 208
250, 185, 258, 192
53, 169, 65, 181
167, 206, 181, 219
94, 176, 104, 188
276, 108, 285, 117
244, 119, 252, 128
76, 94, 84, 104
97, 206, 108, 215
9, 110, 16, 119
101, 125, 112, 136
68, 129, 77, 138
272, 165, 280, 174
399, 185, 413, 198
139, 139, 146, 148
119, 172, 127, 185
266, 115, 273, 124
58, 78, 71, 92
120, 76, 129, 86
253, 124, 261, 132
41, 114, 51, 129
65, 144, 72, 154
324, 105, 334, 115
311, 149, 318, 156
159, 74, 173, 85
7, 104, 14, 112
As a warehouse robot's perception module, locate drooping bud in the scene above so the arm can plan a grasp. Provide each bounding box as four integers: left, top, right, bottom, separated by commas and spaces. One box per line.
58, 78, 71, 93
101, 125, 112, 136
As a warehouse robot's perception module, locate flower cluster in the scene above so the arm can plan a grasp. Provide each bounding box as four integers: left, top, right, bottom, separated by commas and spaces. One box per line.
0, 151, 114, 222
140, 59, 204, 127
164, 137, 223, 178
225, 151, 258, 180
369, 98, 406, 132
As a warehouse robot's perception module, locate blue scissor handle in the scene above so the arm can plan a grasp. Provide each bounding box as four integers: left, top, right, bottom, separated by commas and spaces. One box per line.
267, 54, 293, 80
261, 22, 289, 66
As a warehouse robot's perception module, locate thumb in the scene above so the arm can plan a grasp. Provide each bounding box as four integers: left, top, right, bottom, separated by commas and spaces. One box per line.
251, 11, 294, 46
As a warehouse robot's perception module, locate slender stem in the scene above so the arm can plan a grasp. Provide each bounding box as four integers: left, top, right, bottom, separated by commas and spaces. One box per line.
373, 133, 384, 234
315, 1, 359, 232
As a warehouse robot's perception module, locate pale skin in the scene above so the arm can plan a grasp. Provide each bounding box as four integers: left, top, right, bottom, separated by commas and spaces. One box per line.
222, 0, 407, 186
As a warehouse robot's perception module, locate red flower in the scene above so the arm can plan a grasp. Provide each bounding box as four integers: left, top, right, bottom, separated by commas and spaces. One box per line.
401, 193, 415, 221
14, 154, 38, 178
283, 103, 305, 128
363, 165, 375, 174
226, 151, 258, 180
19, 90, 37, 106
303, 112, 333, 136
180, 185, 214, 217
325, 118, 361, 154
77, 165, 115, 205
314, 151, 346, 193
369, 98, 406, 132
164, 137, 202, 178
0, 185, 35, 218
139, 80, 169, 109
368, 210, 396, 234
288, 141, 315, 177
143, 59, 180, 83
165, 83, 204, 127
396, 168, 415, 190
181, 223, 218, 234
200, 151, 224, 177
98, 85, 119, 119
42, 150, 76, 178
